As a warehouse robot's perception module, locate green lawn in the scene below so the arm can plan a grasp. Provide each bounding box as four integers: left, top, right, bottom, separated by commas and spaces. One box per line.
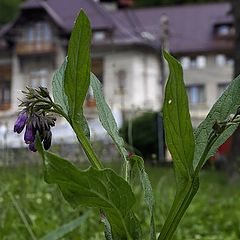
0, 162, 239, 240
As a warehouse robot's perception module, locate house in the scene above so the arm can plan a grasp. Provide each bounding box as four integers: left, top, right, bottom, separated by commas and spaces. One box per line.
0, 0, 235, 146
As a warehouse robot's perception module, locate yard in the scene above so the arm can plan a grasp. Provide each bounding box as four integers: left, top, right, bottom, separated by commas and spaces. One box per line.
0, 161, 239, 240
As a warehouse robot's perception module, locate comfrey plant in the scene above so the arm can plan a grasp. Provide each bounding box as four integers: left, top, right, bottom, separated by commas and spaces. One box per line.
14, 87, 56, 151
14, 11, 240, 240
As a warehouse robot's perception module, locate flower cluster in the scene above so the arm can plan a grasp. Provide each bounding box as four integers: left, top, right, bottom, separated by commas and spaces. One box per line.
14, 87, 56, 152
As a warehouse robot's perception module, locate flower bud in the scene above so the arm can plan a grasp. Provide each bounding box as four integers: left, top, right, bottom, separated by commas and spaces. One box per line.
38, 87, 50, 98
43, 131, 52, 150
28, 141, 37, 152
14, 111, 28, 134
24, 124, 36, 143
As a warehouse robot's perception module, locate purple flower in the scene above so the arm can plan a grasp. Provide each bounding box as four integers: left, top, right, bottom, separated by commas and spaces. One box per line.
28, 142, 37, 152
14, 111, 28, 134
24, 124, 36, 143
43, 131, 52, 150
14, 86, 57, 153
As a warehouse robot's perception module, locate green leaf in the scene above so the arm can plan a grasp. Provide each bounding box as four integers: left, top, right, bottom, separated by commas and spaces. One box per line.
72, 111, 91, 140
36, 139, 141, 240
52, 58, 90, 139
41, 212, 90, 240
64, 10, 91, 119
90, 73, 128, 161
193, 74, 240, 169
163, 50, 194, 180
52, 58, 69, 115
158, 51, 198, 240
128, 155, 156, 240
63, 10, 91, 138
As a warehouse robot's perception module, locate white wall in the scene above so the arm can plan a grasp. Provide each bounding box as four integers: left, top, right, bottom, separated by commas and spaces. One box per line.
104, 50, 161, 113
12, 54, 24, 113
1, 45, 235, 137
181, 55, 233, 127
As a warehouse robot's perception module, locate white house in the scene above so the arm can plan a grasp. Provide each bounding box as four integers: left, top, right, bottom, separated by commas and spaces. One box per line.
0, 0, 235, 146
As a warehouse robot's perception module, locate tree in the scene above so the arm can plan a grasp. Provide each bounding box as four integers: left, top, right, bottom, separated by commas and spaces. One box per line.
231, 0, 240, 77
226, 0, 240, 182
0, 0, 21, 26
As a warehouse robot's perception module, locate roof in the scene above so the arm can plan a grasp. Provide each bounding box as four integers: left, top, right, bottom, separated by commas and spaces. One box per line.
0, 1, 234, 54
21, 0, 115, 31
111, 2, 233, 54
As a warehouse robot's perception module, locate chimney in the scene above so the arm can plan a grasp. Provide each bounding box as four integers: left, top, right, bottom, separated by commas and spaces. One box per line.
118, 0, 134, 9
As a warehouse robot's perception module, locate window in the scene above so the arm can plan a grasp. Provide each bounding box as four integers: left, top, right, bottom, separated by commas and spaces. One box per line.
186, 85, 205, 105
0, 65, 11, 110
93, 31, 106, 41
24, 22, 52, 43
0, 82, 11, 110
227, 58, 234, 66
30, 69, 48, 88
26, 27, 34, 42
218, 83, 229, 96
215, 54, 234, 66
180, 56, 206, 69
180, 57, 190, 69
196, 56, 206, 69
190, 57, 197, 68
214, 23, 235, 38
217, 25, 230, 36
215, 24, 235, 37
216, 54, 226, 66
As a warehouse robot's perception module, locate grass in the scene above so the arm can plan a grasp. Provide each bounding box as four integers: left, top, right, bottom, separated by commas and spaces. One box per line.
0, 162, 240, 239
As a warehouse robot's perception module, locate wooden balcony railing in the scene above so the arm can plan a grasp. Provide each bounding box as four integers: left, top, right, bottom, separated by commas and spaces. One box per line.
0, 103, 11, 111
16, 42, 55, 55
86, 99, 96, 108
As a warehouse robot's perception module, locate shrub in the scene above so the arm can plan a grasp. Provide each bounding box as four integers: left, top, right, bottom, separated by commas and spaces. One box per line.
120, 112, 162, 160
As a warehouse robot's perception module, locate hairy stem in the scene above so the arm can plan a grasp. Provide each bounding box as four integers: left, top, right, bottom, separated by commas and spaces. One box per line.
159, 130, 221, 240
72, 122, 103, 170
158, 177, 199, 240
47, 99, 103, 170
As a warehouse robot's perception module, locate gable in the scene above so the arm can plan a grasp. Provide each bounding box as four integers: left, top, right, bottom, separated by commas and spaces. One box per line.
21, 0, 114, 32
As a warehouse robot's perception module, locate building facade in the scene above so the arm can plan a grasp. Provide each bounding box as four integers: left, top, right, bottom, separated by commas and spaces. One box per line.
0, 0, 235, 145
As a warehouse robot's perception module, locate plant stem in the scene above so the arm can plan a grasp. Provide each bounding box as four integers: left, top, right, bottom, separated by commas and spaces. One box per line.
40, 99, 104, 170
72, 123, 103, 170
158, 175, 199, 240
159, 130, 221, 240
158, 176, 199, 240
194, 133, 218, 177
55, 104, 103, 170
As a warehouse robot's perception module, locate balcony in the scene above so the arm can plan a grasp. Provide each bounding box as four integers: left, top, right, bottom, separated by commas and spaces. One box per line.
16, 42, 55, 56
0, 103, 11, 111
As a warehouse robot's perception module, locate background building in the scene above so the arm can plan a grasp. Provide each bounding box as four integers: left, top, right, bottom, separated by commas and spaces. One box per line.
0, 0, 235, 146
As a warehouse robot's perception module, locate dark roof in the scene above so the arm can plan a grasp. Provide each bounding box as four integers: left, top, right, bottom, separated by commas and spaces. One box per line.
21, 0, 115, 31
0, 1, 234, 54
0, 0, 147, 48
111, 2, 233, 54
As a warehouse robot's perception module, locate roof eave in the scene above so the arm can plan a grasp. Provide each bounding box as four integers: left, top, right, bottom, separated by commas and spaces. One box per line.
0, 1, 69, 39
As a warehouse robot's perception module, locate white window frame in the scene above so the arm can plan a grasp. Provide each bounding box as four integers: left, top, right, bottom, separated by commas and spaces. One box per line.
186, 84, 205, 105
